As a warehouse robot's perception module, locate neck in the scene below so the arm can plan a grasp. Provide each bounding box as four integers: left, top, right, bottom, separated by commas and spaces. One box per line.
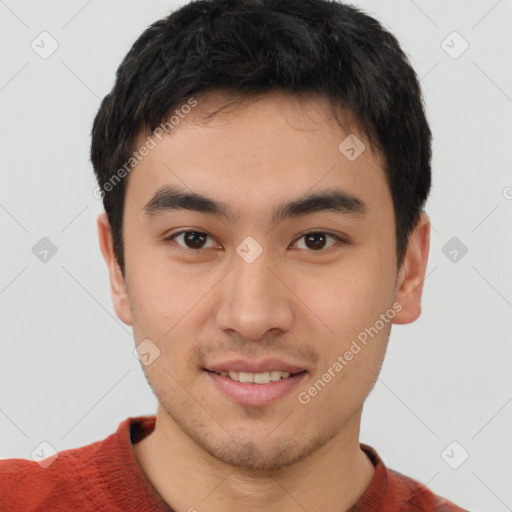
132, 405, 375, 512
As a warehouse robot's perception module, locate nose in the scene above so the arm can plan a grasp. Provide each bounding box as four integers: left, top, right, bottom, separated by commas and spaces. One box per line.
214, 246, 294, 342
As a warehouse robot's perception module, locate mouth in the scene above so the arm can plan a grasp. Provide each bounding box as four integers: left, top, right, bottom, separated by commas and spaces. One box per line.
203, 367, 309, 407
204, 369, 307, 384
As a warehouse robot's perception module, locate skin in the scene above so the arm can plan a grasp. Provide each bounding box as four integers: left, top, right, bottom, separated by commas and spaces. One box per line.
97, 89, 430, 512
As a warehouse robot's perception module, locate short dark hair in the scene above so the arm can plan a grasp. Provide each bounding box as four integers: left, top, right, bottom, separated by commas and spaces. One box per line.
91, 0, 431, 276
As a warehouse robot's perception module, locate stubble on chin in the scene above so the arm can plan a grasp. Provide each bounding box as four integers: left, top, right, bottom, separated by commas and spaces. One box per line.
156, 394, 340, 473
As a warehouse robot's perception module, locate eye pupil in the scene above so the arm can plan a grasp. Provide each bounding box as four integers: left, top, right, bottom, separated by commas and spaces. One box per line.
185, 231, 207, 249
305, 233, 326, 250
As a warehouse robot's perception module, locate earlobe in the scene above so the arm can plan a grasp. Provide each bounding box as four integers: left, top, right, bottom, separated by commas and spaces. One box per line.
392, 213, 431, 325
97, 212, 133, 326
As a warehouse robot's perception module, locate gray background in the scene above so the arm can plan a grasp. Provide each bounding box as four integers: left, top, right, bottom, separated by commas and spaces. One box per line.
1, 1, 511, 510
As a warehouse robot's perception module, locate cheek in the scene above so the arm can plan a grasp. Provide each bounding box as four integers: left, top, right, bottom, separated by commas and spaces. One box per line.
293, 263, 395, 392
304, 259, 394, 341
126, 266, 185, 355
126, 261, 208, 364
127, 247, 190, 317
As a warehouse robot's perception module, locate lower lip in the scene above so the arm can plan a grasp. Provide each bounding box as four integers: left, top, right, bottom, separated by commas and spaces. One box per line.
205, 370, 308, 407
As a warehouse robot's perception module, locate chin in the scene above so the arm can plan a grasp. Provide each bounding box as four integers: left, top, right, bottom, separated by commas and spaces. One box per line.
156, 387, 345, 472
203, 438, 311, 471
181, 418, 333, 472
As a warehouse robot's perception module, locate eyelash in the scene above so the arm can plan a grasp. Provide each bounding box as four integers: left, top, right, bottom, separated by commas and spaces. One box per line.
163, 230, 347, 254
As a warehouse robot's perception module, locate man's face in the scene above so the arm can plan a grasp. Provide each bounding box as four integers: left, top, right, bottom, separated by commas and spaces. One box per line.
102, 90, 416, 470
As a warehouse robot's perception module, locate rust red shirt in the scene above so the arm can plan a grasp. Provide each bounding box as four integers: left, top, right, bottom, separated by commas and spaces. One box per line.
0, 415, 468, 511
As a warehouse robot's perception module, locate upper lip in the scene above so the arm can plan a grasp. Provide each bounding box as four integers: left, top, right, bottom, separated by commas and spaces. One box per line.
204, 359, 308, 374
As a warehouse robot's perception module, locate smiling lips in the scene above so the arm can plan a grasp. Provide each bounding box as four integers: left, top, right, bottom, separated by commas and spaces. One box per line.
204, 358, 307, 384
204, 359, 309, 406
210, 370, 301, 384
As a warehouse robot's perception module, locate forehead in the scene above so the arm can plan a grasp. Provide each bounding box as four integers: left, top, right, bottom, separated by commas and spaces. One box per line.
124, 90, 390, 223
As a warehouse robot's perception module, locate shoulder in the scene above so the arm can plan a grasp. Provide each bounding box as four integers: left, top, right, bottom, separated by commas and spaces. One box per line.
0, 416, 156, 512
0, 440, 104, 511
387, 467, 469, 511
356, 444, 469, 512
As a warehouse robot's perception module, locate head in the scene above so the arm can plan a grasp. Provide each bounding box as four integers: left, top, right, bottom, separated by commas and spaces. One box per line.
93, 0, 431, 470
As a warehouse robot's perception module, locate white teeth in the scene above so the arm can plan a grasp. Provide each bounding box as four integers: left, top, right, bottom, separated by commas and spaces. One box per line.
254, 372, 271, 384
270, 371, 290, 381
239, 371, 254, 383
219, 370, 293, 384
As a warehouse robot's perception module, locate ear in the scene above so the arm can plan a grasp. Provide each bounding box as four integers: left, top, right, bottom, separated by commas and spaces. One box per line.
392, 212, 430, 325
97, 212, 133, 326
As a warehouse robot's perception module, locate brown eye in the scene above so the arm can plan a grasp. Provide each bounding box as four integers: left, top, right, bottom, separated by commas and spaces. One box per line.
293, 232, 344, 251
182, 232, 208, 249
165, 231, 216, 251
304, 233, 328, 250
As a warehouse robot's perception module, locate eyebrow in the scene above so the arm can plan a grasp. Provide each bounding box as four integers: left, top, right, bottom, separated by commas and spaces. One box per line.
143, 185, 367, 224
